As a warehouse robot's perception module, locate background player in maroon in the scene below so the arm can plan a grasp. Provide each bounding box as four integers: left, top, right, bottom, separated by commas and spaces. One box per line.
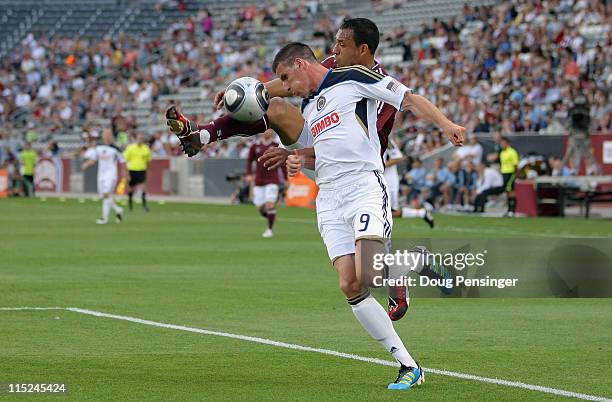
246, 129, 284, 238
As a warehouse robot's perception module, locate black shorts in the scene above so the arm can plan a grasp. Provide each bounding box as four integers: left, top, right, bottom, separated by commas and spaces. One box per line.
502, 173, 516, 192
129, 170, 147, 186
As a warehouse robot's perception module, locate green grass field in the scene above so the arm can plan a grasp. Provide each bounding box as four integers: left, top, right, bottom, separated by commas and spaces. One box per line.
1, 198, 611, 401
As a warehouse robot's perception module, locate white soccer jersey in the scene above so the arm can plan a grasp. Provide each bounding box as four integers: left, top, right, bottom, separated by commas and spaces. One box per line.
301, 66, 411, 186
84, 144, 125, 180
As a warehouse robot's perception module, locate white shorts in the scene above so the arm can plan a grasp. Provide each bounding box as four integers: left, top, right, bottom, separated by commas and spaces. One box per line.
253, 184, 279, 207
388, 185, 400, 211
98, 176, 117, 196
316, 171, 393, 261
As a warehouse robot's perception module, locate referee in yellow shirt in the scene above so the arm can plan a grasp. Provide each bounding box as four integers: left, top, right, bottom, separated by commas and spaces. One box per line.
124, 134, 151, 212
499, 136, 520, 217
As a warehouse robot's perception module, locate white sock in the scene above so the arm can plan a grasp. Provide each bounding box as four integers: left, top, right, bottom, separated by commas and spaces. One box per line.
351, 295, 417, 367
102, 198, 111, 221
401, 207, 425, 218
110, 197, 122, 213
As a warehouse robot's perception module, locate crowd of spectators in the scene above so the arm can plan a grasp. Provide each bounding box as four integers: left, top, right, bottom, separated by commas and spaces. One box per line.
383, 0, 610, 159
0, 1, 325, 157
0, 0, 609, 191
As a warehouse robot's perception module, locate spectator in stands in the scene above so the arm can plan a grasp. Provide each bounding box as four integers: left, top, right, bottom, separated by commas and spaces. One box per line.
473, 163, 504, 213
1, 0, 610, 164
465, 161, 479, 205
403, 158, 427, 201
201, 9, 214, 37
448, 160, 469, 210
549, 156, 574, 177
425, 157, 453, 208
150, 132, 167, 157
486, 132, 503, 165
454, 134, 483, 166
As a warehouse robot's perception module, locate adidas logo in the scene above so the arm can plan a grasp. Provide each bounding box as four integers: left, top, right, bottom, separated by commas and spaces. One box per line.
390, 347, 398, 354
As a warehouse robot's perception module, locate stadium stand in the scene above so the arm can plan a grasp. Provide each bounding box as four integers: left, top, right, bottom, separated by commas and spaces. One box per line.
0, 0, 610, 212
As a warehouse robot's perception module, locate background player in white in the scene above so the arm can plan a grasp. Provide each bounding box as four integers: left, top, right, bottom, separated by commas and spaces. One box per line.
273, 42, 464, 390
384, 137, 434, 228
81, 128, 125, 225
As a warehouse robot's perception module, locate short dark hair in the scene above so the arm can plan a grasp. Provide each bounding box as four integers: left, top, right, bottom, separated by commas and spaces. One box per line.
272, 42, 317, 73
339, 18, 380, 55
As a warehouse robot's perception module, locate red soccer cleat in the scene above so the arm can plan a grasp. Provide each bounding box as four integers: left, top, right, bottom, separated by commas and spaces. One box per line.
165, 106, 207, 157
388, 284, 410, 321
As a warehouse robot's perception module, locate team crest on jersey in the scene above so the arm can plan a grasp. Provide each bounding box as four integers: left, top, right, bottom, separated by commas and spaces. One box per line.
310, 111, 340, 138
316, 96, 326, 111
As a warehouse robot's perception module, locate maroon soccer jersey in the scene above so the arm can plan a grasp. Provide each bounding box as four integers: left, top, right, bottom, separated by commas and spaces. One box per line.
247, 140, 283, 186
320, 55, 396, 155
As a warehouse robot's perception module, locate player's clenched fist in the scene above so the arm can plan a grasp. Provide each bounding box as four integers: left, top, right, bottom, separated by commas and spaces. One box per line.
286, 153, 301, 177
441, 122, 466, 146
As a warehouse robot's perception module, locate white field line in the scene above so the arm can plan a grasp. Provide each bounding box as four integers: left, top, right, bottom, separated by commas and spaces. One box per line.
0, 307, 65, 310
2, 307, 610, 401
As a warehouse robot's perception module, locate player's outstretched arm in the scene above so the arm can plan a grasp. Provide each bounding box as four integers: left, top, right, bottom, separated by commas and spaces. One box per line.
349, 68, 465, 147
401, 93, 465, 146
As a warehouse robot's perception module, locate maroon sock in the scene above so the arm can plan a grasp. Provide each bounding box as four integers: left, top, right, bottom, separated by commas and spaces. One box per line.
197, 114, 268, 143
266, 209, 276, 230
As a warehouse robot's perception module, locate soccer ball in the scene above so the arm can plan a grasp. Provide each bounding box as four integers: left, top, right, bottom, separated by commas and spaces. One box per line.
223, 77, 269, 122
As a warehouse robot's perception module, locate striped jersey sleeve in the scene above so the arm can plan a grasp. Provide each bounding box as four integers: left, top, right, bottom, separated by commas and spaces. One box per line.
326, 66, 411, 111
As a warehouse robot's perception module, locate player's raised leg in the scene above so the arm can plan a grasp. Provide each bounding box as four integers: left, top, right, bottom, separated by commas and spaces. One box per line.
265, 98, 306, 147
165, 97, 305, 157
